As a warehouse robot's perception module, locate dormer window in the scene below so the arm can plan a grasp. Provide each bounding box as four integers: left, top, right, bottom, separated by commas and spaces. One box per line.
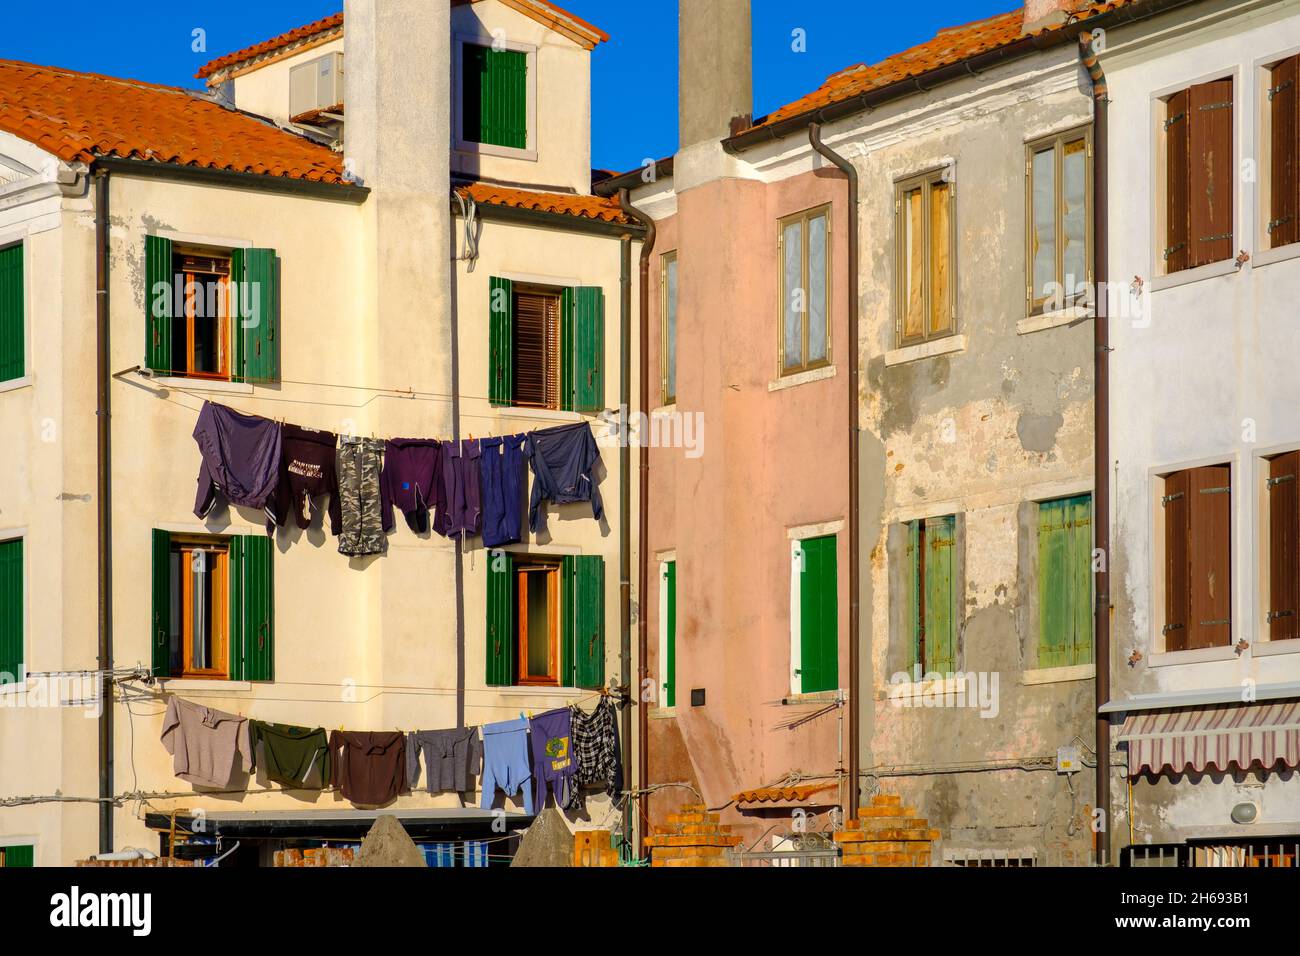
455, 37, 536, 159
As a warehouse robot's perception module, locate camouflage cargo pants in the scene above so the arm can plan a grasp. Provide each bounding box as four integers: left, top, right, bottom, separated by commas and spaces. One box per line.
338, 437, 387, 556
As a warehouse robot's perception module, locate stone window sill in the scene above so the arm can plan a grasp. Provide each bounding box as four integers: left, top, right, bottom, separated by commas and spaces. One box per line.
1020, 663, 1094, 685
1017, 306, 1092, 336
0, 375, 33, 394
769, 364, 835, 392
883, 334, 966, 368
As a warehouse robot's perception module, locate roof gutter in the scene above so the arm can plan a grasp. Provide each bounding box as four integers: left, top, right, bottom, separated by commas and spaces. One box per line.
807, 123, 860, 826
91, 157, 370, 203
722, 0, 1201, 155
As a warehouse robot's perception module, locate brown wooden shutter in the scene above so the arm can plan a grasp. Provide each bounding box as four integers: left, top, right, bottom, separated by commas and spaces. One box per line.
1164, 90, 1191, 274
1188, 79, 1234, 268
1162, 469, 1190, 651
1269, 55, 1299, 249
1186, 464, 1232, 649
1269, 451, 1299, 641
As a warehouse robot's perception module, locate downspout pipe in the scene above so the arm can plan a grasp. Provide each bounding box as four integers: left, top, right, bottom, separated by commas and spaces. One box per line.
1079, 31, 1112, 866
94, 168, 114, 853
808, 123, 860, 823
618, 225, 633, 796
618, 188, 655, 856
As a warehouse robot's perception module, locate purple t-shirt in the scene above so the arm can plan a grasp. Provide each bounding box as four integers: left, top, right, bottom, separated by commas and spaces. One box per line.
382, 438, 442, 534
192, 401, 282, 523
529, 707, 578, 811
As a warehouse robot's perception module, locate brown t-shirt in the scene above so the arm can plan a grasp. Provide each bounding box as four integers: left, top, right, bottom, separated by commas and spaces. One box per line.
329, 730, 409, 805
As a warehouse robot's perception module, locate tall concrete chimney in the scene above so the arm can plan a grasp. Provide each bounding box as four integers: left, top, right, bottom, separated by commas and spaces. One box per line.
678, 0, 753, 149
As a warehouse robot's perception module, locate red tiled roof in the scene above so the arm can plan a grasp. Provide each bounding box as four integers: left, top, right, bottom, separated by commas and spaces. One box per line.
456, 181, 629, 223
734, 782, 839, 805
197, 1, 608, 80
196, 13, 344, 80
750, 0, 1132, 131
0, 60, 348, 185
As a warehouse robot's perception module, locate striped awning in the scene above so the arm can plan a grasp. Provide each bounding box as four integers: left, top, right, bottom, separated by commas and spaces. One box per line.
1116, 700, 1300, 776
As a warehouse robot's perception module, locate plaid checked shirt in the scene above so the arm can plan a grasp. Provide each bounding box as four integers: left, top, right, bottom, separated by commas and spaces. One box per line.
571, 698, 622, 797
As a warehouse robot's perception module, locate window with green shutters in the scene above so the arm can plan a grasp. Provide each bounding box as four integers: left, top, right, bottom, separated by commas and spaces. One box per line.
790, 536, 838, 694
151, 530, 273, 681
907, 515, 958, 674
486, 552, 605, 688
1036, 494, 1094, 668
461, 43, 528, 150
0, 242, 23, 382
144, 237, 280, 383
0, 537, 23, 685
0, 844, 34, 867
659, 560, 676, 707
488, 277, 605, 413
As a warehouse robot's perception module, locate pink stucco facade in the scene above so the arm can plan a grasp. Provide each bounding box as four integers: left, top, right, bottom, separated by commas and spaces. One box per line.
643, 166, 852, 840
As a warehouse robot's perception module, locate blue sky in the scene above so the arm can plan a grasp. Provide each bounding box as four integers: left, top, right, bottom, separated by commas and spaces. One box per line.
1, 0, 1016, 173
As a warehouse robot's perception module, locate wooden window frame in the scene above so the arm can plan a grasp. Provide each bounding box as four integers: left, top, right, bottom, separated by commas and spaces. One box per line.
170, 534, 230, 680
1024, 127, 1093, 315
511, 285, 563, 410
1262, 52, 1300, 253
515, 559, 561, 686
660, 251, 677, 406
173, 247, 233, 382
894, 169, 957, 347
777, 204, 833, 376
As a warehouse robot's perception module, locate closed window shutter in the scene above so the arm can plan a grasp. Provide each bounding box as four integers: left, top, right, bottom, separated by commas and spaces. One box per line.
0, 538, 22, 684
3, 845, 34, 867
486, 551, 514, 685
150, 529, 170, 678
1037, 498, 1072, 668
907, 520, 922, 670
230, 535, 274, 681
1162, 470, 1190, 651
1164, 91, 1191, 274
144, 235, 174, 373
1270, 56, 1299, 249
489, 277, 513, 407
567, 555, 605, 689
799, 536, 838, 694
570, 286, 605, 412
1187, 464, 1231, 650
499, 50, 528, 149
0, 243, 23, 382
1188, 79, 1234, 268
463, 45, 526, 149
1068, 494, 1094, 665
924, 517, 957, 673
1269, 451, 1299, 641
240, 249, 280, 383
664, 561, 676, 708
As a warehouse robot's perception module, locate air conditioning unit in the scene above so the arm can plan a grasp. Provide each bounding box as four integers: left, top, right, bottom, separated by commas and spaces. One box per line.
290, 53, 344, 119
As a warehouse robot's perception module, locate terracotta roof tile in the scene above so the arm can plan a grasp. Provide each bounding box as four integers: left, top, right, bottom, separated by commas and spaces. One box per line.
0, 59, 348, 185
196, 13, 344, 80
456, 181, 630, 223
750, 0, 1132, 131
734, 782, 839, 805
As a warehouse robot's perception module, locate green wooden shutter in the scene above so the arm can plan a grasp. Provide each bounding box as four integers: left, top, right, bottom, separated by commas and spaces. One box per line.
798, 536, 838, 693
570, 287, 605, 413
144, 235, 173, 374
489, 277, 514, 407
240, 248, 280, 383
0, 242, 23, 382
150, 530, 170, 678
924, 517, 957, 673
0, 538, 23, 684
486, 551, 514, 686
1037, 499, 1072, 668
567, 555, 605, 689
1068, 495, 1094, 665
908, 520, 922, 672
664, 561, 676, 708
3, 844, 34, 867
463, 45, 527, 149
230, 534, 274, 681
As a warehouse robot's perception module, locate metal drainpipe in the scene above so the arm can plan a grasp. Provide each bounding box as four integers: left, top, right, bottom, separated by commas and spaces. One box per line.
618, 227, 633, 796
94, 168, 114, 853
1079, 31, 1111, 866
808, 123, 860, 823
618, 188, 654, 855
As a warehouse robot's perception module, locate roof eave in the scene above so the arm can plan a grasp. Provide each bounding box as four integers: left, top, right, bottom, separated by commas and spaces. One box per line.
92, 156, 369, 203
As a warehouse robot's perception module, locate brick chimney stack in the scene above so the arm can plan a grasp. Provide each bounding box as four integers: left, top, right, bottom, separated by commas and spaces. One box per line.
1022, 0, 1077, 33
